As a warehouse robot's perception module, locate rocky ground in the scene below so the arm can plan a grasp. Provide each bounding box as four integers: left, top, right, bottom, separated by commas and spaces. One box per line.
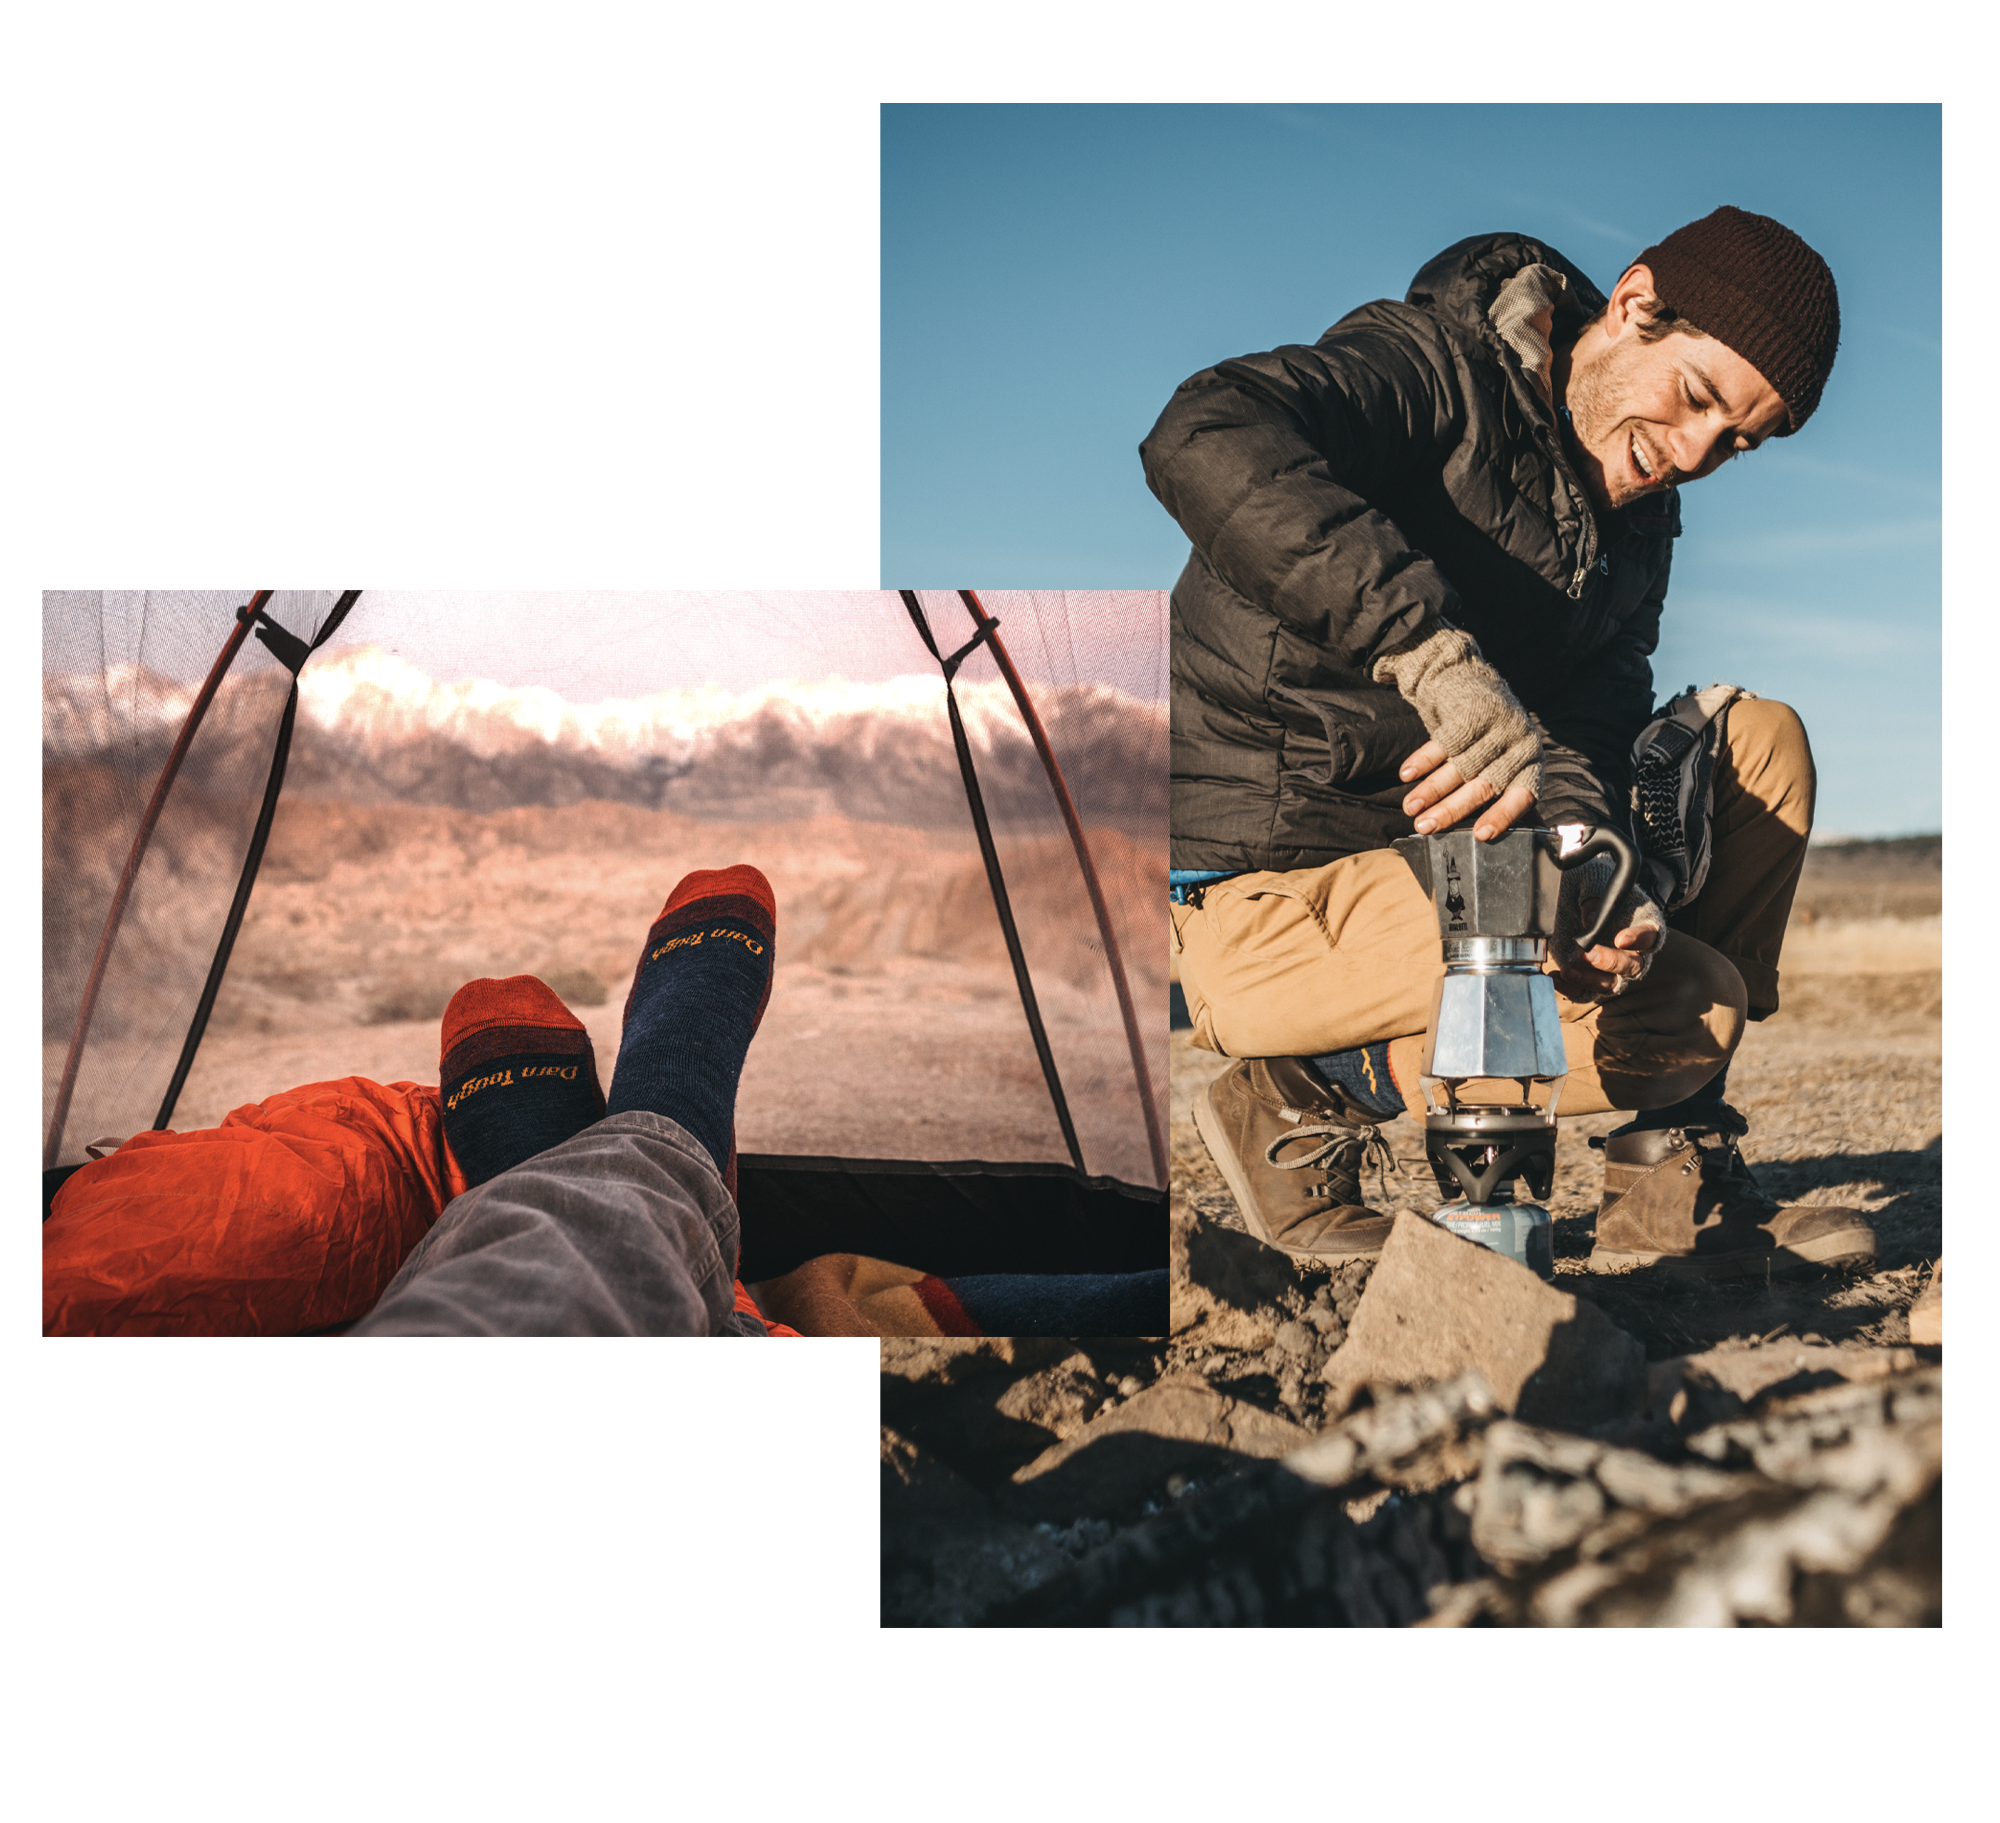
881, 844, 1942, 1626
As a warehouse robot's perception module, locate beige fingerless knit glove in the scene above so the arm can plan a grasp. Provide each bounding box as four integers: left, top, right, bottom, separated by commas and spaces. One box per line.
1371, 624, 1544, 799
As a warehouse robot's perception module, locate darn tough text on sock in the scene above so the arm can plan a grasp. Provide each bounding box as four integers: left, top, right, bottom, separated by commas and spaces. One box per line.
649, 926, 767, 963
445, 1064, 580, 1110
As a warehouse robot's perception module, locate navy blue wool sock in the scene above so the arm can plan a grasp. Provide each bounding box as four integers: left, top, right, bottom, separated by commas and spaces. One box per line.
1307, 1042, 1404, 1120
942, 1269, 1171, 1338
1629, 1063, 1732, 1131
440, 976, 606, 1187
604, 865, 776, 1180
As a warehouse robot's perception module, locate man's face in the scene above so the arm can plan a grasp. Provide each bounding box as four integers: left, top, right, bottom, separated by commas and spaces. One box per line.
1564, 318, 1789, 512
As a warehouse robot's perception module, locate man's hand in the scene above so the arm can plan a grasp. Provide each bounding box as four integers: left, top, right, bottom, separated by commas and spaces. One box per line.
1375, 627, 1542, 835
1399, 739, 1538, 841
1547, 896, 1660, 1000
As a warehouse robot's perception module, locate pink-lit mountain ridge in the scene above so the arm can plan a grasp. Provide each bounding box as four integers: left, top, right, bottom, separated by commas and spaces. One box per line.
44, 645, 1167, 829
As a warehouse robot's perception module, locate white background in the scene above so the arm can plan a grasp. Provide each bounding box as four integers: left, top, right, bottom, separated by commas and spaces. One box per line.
7, 3, 1986, 1812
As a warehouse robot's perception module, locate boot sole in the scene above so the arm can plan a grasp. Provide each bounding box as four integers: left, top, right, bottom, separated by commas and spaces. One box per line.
1191, 1084, 1386, 1264
1586, 1228, 1878, 1278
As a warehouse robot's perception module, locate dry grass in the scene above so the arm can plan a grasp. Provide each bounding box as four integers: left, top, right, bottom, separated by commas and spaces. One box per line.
541, 966, 610, 1009
1779, 913, 1939, 974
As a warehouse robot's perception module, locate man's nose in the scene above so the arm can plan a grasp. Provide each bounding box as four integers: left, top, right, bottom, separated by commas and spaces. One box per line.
1666, 422, 1711, 477
1670, 420, 1728, 480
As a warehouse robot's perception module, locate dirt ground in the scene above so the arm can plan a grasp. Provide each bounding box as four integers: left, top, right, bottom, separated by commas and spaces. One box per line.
1173, 909, 1941, 1364
881, 840, 1942, 1625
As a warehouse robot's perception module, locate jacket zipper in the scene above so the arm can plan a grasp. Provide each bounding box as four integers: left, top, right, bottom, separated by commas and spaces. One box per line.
1507, 368, 1598, 600
1499, 336, 1625, 629
1550, 438, 1598, 598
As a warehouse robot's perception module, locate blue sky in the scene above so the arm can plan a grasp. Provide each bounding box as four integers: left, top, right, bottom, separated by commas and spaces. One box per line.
882, 104, 1941, 838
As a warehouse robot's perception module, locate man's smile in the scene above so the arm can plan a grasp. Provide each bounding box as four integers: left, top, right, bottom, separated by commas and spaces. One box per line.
1628, 429, 1671, 489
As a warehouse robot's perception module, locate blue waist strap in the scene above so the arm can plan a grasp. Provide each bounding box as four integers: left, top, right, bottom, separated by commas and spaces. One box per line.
1169, 868, 1239, 906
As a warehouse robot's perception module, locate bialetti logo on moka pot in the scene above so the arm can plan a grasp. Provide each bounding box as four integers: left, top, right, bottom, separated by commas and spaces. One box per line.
1443, 856, 1467, 931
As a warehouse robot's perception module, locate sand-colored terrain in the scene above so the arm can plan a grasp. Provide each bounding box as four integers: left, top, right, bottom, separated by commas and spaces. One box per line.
1169, 888, 1943, 1352
109, 796, 1169, 1186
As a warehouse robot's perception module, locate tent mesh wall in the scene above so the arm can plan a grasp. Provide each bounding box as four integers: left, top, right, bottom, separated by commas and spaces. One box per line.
43, 592, 345, 1168
43, 593, 1167, 1214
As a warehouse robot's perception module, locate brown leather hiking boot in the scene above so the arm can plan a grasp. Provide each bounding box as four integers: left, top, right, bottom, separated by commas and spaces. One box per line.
1587, 1104, 1876, 1276
1191, 1057, 1398, 1263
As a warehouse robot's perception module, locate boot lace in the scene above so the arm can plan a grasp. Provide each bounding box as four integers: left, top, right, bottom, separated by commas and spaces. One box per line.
1592, 1101, 1780, 1216
1674, 1125, 1779, 1215
1265, 1121, 1401, 1203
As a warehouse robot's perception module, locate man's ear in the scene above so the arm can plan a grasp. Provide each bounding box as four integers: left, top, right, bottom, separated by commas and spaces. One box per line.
1604, 262, 1658, 339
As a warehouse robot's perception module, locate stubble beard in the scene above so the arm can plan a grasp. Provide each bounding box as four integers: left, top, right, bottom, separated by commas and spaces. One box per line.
1564, 338, 1660, 511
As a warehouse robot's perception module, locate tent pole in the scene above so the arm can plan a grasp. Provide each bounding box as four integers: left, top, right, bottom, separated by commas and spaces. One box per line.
957, 591, 1169, 1185
42, 591, 273, 1169
901, 591, 1087, 1174
152, 591, 362, 1130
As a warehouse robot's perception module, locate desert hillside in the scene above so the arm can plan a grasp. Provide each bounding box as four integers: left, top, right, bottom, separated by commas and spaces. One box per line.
50, 793, 1168, 1185
43, 644, 1169, 1182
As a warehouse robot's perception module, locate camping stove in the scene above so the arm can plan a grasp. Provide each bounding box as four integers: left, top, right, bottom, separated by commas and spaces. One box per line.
1392, 824, 1637, 1280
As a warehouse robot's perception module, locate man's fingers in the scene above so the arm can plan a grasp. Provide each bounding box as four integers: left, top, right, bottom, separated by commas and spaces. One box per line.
1399, 739, 1449, 784
1551, 920, 1658, 1000
1579, 930, 1657, 980
1412, 775, 1495, 834
1402, 750, 1537, 838
1553, 958, 1625, 999
1585, 926, 1661, 974
1472, 780, 1538, 841
1402, 757, 1466, 818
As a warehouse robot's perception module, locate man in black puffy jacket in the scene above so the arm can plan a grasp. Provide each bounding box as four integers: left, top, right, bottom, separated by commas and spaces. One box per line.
1150, 205, 1877, 1276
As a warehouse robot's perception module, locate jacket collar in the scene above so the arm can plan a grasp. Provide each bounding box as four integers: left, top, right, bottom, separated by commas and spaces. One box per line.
1489, 262, 1571, 415
1403, 232, 1606, 344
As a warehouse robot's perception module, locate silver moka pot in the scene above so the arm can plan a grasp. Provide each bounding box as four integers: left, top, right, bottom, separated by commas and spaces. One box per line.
1392, 824, 1637, 1278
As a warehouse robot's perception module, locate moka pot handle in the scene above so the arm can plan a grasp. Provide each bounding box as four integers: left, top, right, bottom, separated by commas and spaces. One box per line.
1555, 825, 1639, 950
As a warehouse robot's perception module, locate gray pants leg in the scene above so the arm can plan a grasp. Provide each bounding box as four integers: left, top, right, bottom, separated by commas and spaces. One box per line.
353, 1111, 767, 1336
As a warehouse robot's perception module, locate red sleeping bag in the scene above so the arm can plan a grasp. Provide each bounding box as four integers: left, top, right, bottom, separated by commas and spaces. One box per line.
43, 1078, 797, 1336
45, 1078, 470, 1336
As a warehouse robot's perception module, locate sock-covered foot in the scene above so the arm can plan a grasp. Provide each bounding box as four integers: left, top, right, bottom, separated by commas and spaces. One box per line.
1307, 1041, 1405, 1120
605, 864, 776, 1180
440, 976, 607, 1187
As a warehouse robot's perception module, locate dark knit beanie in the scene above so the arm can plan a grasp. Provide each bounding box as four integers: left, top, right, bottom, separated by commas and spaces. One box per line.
1635, 205, 1840, 434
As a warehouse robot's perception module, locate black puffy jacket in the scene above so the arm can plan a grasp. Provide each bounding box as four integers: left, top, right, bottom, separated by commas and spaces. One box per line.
1145, 232, 1678, 873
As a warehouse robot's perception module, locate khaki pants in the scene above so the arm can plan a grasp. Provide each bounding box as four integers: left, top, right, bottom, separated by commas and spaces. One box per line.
1171, 698, 1814, 1118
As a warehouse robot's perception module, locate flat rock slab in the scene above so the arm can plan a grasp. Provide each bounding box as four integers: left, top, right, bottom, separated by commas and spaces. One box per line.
1667, 1340, 1925, 1411
880, 1344, 1125, 1487
1325, 1211, 1644, 1432
1010, 1375, 1312, 1522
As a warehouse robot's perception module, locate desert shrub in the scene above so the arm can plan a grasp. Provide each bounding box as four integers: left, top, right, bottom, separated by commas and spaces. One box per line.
363, 966, 464, 1026
543, 965, 609, 1008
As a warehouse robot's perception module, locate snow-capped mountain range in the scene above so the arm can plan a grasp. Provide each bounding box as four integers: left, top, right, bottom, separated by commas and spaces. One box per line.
44, 645, 1167, 828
